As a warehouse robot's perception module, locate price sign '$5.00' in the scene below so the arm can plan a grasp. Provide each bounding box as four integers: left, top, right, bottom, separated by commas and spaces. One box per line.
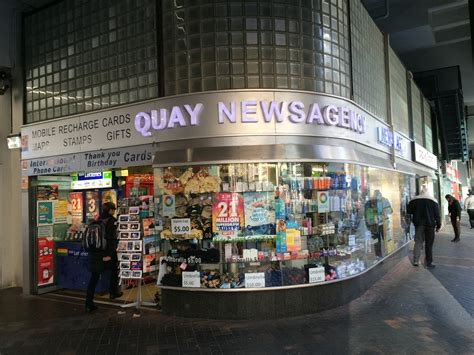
182, 271, 201, 288
171, 218, 191, 235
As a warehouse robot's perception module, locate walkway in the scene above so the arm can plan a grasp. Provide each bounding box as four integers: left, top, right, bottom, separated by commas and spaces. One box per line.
0, 218, 473, 354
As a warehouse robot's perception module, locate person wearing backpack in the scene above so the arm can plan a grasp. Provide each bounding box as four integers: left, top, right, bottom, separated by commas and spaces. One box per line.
85, 201, 122, 313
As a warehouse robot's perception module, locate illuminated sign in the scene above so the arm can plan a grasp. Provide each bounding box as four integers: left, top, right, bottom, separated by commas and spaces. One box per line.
71, 171, 112, 190
134, 101, 367, 137
413, 143, 438, 170
377, 127, 407, 156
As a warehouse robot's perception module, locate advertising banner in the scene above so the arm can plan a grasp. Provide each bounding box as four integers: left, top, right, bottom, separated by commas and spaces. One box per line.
243, 192, 275, 234
53, 200, 68, 224
69, 192, 83, 226
37, 201, 54, 225
37, 237, 54, 286
85, 191, 100, 222
212, 193, 244, 239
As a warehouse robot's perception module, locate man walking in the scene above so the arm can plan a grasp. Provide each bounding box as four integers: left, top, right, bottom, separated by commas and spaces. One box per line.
407, 185, 441, 269
463, 191, 474, 229
446, 194, 462, 242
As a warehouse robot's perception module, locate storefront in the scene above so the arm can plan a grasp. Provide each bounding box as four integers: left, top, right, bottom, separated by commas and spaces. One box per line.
22, 89, 418, 317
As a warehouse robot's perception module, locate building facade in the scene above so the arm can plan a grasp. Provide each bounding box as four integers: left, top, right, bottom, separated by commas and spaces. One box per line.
0, 0, 445, 317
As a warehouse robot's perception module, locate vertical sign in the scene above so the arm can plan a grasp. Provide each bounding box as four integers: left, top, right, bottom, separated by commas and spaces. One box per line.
85, 191, 99, 222
69, 192, 83, 226
37, 237, 54, 286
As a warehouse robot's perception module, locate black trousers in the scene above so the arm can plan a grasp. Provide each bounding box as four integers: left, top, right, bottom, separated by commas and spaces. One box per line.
85, 261, 119, 307
467, 209, 474, 228
451, 218, 461, 240
423, 226, 435, 266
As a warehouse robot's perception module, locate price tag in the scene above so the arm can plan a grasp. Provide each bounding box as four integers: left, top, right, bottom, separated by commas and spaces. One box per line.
244, 272, 265, 288
182, 271, 200, 288
309, 267, 325, 283
348, 235, 356, 246
171, 218, 191, 235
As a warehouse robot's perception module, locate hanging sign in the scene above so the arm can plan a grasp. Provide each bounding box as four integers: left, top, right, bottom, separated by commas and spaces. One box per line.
413, 142, 438, 170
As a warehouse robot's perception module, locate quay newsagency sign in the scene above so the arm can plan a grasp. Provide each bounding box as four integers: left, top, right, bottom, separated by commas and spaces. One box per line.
21, 91, 394, 161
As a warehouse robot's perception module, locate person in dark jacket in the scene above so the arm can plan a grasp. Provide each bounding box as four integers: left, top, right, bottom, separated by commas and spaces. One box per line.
407, 186, 441, 268
445, 194, 462, 242
85, 202, 122, 313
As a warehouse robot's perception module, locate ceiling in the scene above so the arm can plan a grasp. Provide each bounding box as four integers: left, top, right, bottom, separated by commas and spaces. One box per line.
363, 0, 473, 106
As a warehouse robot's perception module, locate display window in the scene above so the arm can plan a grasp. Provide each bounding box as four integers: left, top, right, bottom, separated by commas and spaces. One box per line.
154, 162, 415, 289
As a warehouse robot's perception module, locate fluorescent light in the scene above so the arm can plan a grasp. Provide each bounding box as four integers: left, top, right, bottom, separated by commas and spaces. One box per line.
7, 134, 21, 149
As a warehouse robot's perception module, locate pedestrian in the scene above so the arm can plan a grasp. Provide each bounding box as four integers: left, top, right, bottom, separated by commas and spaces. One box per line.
407, 185, 441, 268
85, 202, 123, 313
445, 194, 462, 242
463, 191, 474, 229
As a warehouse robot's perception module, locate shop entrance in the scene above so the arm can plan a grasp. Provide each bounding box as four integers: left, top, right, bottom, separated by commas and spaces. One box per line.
30, 166, 159, 307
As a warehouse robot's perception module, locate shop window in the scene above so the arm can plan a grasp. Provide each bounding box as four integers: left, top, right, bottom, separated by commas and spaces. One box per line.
153, 162, 414, 289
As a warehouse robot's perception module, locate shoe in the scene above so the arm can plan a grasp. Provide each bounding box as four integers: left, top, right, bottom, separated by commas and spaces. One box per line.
85, 304, 98, 313
451, 238, 457, 242
413, 262, 419, 267
109, 292, 123, 299
454, 238, 460, 242
425, 264, 436, 269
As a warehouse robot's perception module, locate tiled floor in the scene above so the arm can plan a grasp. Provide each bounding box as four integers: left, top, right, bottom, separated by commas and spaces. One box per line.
1, 217, 473, 354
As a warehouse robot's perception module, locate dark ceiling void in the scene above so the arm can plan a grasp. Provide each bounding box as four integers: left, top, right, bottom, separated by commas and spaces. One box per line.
415, 66, 469, 161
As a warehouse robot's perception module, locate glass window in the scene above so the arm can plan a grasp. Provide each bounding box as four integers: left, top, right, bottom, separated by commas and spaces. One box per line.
154, 162, 414, 289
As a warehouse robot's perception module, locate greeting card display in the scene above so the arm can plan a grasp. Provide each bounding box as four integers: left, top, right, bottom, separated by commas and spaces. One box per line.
116, 197, 159, 281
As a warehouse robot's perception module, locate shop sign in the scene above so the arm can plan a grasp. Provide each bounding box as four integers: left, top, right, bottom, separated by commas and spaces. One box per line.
376, 127, 408, 157
308, 267, 325, 283
413, 143, 438, 170
21, 145, 154, 176
244, 272, 266, 288
182, 271, 201, 288
21, 91, 403, 161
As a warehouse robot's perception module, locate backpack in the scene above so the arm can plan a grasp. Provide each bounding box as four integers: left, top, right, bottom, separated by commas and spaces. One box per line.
83, 218, 108, 252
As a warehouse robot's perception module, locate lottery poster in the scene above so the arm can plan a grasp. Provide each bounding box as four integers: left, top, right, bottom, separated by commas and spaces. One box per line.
212, 193, 244, 238
85, 191, 100, 222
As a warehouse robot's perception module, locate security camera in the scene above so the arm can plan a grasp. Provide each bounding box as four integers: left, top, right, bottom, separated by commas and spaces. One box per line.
0, 71, 10, 95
